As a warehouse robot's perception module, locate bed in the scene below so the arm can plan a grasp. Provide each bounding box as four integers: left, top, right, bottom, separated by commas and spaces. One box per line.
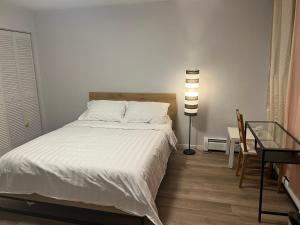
0, 92, 177, 225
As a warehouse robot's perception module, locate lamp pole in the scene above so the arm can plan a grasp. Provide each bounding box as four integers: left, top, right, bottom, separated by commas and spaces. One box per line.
189, 115, 191, 150
183, 115, 195, 155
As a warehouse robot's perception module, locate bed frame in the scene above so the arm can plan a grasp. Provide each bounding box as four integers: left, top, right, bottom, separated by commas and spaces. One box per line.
0, 92, 177, 225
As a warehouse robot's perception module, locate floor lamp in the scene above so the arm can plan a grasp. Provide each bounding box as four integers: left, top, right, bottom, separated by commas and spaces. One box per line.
183, 69, 199, 155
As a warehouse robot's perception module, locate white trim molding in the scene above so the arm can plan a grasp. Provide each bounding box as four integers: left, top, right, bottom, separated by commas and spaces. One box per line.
283, 176, 300, 210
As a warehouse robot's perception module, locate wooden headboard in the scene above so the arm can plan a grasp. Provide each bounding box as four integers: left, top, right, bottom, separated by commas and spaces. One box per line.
89, 92, 177, 127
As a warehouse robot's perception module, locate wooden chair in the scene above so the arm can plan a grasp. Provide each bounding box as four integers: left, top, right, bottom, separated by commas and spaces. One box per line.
235, 109, 283, 191
235, 109, 259, 187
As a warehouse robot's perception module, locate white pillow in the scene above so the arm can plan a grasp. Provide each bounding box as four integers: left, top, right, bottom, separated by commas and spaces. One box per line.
78, 100, 126, 122
124, 101, 170, 124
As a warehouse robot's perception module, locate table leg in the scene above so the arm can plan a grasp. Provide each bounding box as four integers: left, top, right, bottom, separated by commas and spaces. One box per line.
226, 135, 230, 155
258, 150, 265, 222
228, 140, 235, 168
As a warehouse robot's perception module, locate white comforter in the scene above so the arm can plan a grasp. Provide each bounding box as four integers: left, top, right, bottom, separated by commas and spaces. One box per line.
0, 120, 177, 225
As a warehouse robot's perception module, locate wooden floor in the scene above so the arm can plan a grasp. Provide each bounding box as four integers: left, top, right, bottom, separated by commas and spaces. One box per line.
0, 151, 295, 225
156, 151, 294, 225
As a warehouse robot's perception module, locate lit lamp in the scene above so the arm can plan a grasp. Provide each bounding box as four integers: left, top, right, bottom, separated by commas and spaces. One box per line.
184, 69, 199, 155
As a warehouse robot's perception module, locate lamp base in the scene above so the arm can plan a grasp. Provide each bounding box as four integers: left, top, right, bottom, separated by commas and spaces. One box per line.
183, 148, 196, 155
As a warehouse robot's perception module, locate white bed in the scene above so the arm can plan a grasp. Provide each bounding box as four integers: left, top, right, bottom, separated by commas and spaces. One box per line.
0, 115, 177, 225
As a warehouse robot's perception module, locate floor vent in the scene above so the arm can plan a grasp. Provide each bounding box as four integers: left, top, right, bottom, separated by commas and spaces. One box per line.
204, 137, 227, 151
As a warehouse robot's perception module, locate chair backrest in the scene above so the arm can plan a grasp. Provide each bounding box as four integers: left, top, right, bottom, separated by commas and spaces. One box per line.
236, 109, 248, 152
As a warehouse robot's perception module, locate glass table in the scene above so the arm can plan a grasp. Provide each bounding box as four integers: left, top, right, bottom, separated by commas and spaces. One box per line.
245, 121, 300, 222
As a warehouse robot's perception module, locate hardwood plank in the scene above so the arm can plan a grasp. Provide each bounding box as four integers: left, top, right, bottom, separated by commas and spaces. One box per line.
155, 151, 294, 225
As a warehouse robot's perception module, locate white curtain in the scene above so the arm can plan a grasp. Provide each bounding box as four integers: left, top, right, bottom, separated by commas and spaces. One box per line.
267, 0, 295, 124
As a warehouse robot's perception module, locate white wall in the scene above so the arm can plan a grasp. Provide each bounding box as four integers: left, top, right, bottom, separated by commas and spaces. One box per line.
35, 0, 273, 145
0, 2, 35, 32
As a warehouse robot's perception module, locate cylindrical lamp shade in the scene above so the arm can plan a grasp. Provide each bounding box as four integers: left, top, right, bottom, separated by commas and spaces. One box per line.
185, 70, 200, 89
184, 69, 199, 116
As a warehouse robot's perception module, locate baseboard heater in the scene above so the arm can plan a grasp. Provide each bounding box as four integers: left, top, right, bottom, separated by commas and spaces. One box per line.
283, 176, 300, 211
203, 137, 227, 151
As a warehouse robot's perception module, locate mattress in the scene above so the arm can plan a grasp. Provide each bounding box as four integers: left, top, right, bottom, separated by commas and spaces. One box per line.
0, 120, 177, 225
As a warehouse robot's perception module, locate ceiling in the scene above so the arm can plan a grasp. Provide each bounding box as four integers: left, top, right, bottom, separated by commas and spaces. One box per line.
3, 0, 168, 10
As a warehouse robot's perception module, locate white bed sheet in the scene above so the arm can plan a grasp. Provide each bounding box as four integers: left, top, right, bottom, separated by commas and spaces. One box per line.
0, 120, 177, 225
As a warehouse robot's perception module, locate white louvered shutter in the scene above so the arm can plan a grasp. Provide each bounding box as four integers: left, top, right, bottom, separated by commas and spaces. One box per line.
0, 30, 18, 152
15, 32, 42, 141
0, 70, 11, 155
0, 30, 41, 152
0, 30, 27, 148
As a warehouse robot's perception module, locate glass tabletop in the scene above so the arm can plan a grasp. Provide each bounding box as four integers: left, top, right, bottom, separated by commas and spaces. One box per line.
246, 121, 300, 151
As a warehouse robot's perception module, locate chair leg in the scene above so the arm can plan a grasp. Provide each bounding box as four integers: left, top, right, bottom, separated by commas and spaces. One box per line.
236, 149, 242, 176
277, 164, 284, 193
268, 163, 273, 178
239, 155, 247, 188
